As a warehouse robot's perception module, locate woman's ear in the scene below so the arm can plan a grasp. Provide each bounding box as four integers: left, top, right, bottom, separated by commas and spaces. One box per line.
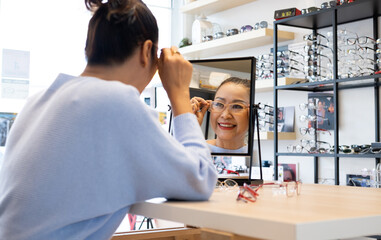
140, 40, 153, 67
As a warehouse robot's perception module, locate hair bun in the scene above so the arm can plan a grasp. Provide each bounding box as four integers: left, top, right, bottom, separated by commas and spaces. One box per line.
85, 0, 103, 11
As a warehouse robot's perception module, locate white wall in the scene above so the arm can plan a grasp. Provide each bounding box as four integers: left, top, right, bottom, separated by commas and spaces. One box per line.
179, 0, 381, 185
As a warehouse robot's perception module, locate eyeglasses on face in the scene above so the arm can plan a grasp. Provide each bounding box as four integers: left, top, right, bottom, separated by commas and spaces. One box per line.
209, 101, 249, 114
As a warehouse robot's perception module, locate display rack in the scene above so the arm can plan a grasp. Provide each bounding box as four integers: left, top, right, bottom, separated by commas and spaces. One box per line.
181, 28, 294, 59
273, 0, 381, 185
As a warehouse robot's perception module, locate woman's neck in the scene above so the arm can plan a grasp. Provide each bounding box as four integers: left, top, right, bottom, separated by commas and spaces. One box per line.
208, 138, 245, 150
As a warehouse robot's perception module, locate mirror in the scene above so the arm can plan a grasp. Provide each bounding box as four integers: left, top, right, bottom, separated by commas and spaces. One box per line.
189, 57, 256, 156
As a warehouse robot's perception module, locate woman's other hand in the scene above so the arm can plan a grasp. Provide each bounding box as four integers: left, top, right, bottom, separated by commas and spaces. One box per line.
191, 97, 211, 125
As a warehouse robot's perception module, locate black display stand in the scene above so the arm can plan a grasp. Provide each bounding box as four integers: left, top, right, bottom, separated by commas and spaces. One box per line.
273, 0, 381, 185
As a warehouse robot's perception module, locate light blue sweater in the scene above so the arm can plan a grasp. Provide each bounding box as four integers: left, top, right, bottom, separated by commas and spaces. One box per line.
0, 74, 217, 240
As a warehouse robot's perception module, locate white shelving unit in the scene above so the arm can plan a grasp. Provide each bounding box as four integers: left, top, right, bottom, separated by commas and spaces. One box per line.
180, 28, 295, 59
181, 0, 256, 16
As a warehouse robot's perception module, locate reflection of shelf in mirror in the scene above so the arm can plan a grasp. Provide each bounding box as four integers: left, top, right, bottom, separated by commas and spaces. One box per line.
181, 0, 256, 15
180, 28, 295, 59
256, 77, 304, 92
218, 173, 249, 179
255, 132, 296, 140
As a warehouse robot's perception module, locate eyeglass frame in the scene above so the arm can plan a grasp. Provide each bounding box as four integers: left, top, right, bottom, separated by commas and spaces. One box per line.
209, 101, 250, 114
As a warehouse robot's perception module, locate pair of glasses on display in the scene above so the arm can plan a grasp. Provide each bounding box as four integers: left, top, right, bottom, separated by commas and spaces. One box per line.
300, 139, 330, 148
258, 61, 273, 69
240, 22, 268, 33
321, 1, 336, 9
277, 66, 304, 75
299, 114, 329, 123
216, 179, 239, 190
303, 33, 330, 43
276, 58, 304, 68
259, 104, 274, 114
299, 127, 331, 136
304, 44, 334, 56
299, 102, 317, 110
237, 181, 302, 203
258, 111, 274, 122
304, 53, 332, 64
346, 36, 378, 45
257, 69, 273, 79
258, 120, 274, 129
258, 54, 273, 61
226, 28, 239, 37
287, 142, 331, 154
301, 7, 320, 15
209, 101, 249, 114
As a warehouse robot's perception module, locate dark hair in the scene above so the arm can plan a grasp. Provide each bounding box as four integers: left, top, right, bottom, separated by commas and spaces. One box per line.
216, 77, 251, 94
84, 0, 158, 65
283, 165, 296, 181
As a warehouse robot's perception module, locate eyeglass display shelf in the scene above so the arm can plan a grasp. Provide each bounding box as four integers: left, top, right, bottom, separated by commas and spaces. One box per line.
275, 0, 381, 30
274, 73, 381, 91
181, 0, 256, 16
255, 131, 296, 141
180, 28, 294, 59
277, 152, 381, 158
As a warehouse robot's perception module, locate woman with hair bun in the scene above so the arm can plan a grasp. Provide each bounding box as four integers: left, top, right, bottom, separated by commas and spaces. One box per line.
0, 1, 217, 239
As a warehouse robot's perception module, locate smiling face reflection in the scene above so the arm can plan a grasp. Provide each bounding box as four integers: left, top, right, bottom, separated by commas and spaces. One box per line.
207, 81, 250, 150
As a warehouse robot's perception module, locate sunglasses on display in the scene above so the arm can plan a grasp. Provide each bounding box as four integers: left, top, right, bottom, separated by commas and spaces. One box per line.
226, 28, 239, 36
254, 21, 268, 30
321, 1, 336, 9
240, 25, 253, 33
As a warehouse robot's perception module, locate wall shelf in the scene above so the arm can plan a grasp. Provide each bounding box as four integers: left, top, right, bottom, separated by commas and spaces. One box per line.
180, 28, 295, 59
181, 0, 256, 16
255, 131, 296, 140
256, 77, 303, 92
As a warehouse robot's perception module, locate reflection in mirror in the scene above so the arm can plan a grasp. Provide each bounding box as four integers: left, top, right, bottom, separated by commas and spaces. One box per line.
189, 58, 255, 157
